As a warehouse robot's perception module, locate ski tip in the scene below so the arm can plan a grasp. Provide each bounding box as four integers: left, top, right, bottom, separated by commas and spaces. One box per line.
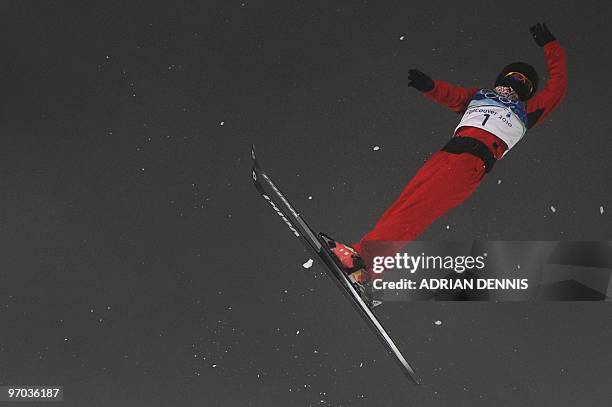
403, 364, 421, 385
250, 144, 262, 169
405, 366, 422, 385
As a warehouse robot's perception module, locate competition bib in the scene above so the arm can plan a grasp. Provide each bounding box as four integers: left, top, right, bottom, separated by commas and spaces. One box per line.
454, 89, 528, 157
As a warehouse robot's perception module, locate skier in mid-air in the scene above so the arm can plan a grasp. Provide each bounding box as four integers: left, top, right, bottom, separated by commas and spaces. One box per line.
325, 23, 567, 296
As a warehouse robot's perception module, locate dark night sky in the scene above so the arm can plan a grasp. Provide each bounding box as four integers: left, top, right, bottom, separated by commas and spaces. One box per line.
0, 1, 611, 406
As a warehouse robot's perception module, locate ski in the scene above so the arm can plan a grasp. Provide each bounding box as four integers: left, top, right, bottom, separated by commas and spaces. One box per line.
250, 145, 420, 385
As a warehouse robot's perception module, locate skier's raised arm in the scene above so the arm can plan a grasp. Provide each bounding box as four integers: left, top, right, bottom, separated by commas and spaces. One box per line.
525, 23, 568, 128
408, 69, 478, 114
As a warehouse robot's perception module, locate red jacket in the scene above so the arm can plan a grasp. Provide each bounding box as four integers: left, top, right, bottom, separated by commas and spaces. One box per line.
422, 41, 568, 159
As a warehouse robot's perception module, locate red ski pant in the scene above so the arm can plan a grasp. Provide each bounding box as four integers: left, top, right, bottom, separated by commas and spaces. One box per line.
352, 151, 486, 261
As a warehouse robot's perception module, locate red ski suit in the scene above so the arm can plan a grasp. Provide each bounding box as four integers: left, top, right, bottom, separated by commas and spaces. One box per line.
353, 41, 567, 258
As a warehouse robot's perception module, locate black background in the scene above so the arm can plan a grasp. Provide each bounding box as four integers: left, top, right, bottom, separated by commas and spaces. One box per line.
1, 1, 610, 406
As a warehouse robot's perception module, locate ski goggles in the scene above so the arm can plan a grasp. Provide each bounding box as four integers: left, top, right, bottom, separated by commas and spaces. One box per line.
504, 71, 534, 95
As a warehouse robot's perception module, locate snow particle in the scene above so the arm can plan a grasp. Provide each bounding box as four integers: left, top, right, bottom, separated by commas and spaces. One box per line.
212, 364, 217, 368
550, 205, 557, 213
497, 179, 502, 185
302, 259, 314, 269
600, 206, 605, 215
308, 195, 313, 200
399, 35, 405, 41
359, 362, 363, 367
434, 320, 442, 326
445, 225, 450, 230
296, 330, 300, 335
219, 121, 225, 126
372, 145, 380, 151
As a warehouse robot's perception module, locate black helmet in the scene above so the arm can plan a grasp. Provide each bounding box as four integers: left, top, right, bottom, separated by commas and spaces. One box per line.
495, 62, 539, 101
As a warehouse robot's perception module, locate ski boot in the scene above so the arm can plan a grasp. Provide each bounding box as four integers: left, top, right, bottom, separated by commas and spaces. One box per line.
319, 233, 382, 308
